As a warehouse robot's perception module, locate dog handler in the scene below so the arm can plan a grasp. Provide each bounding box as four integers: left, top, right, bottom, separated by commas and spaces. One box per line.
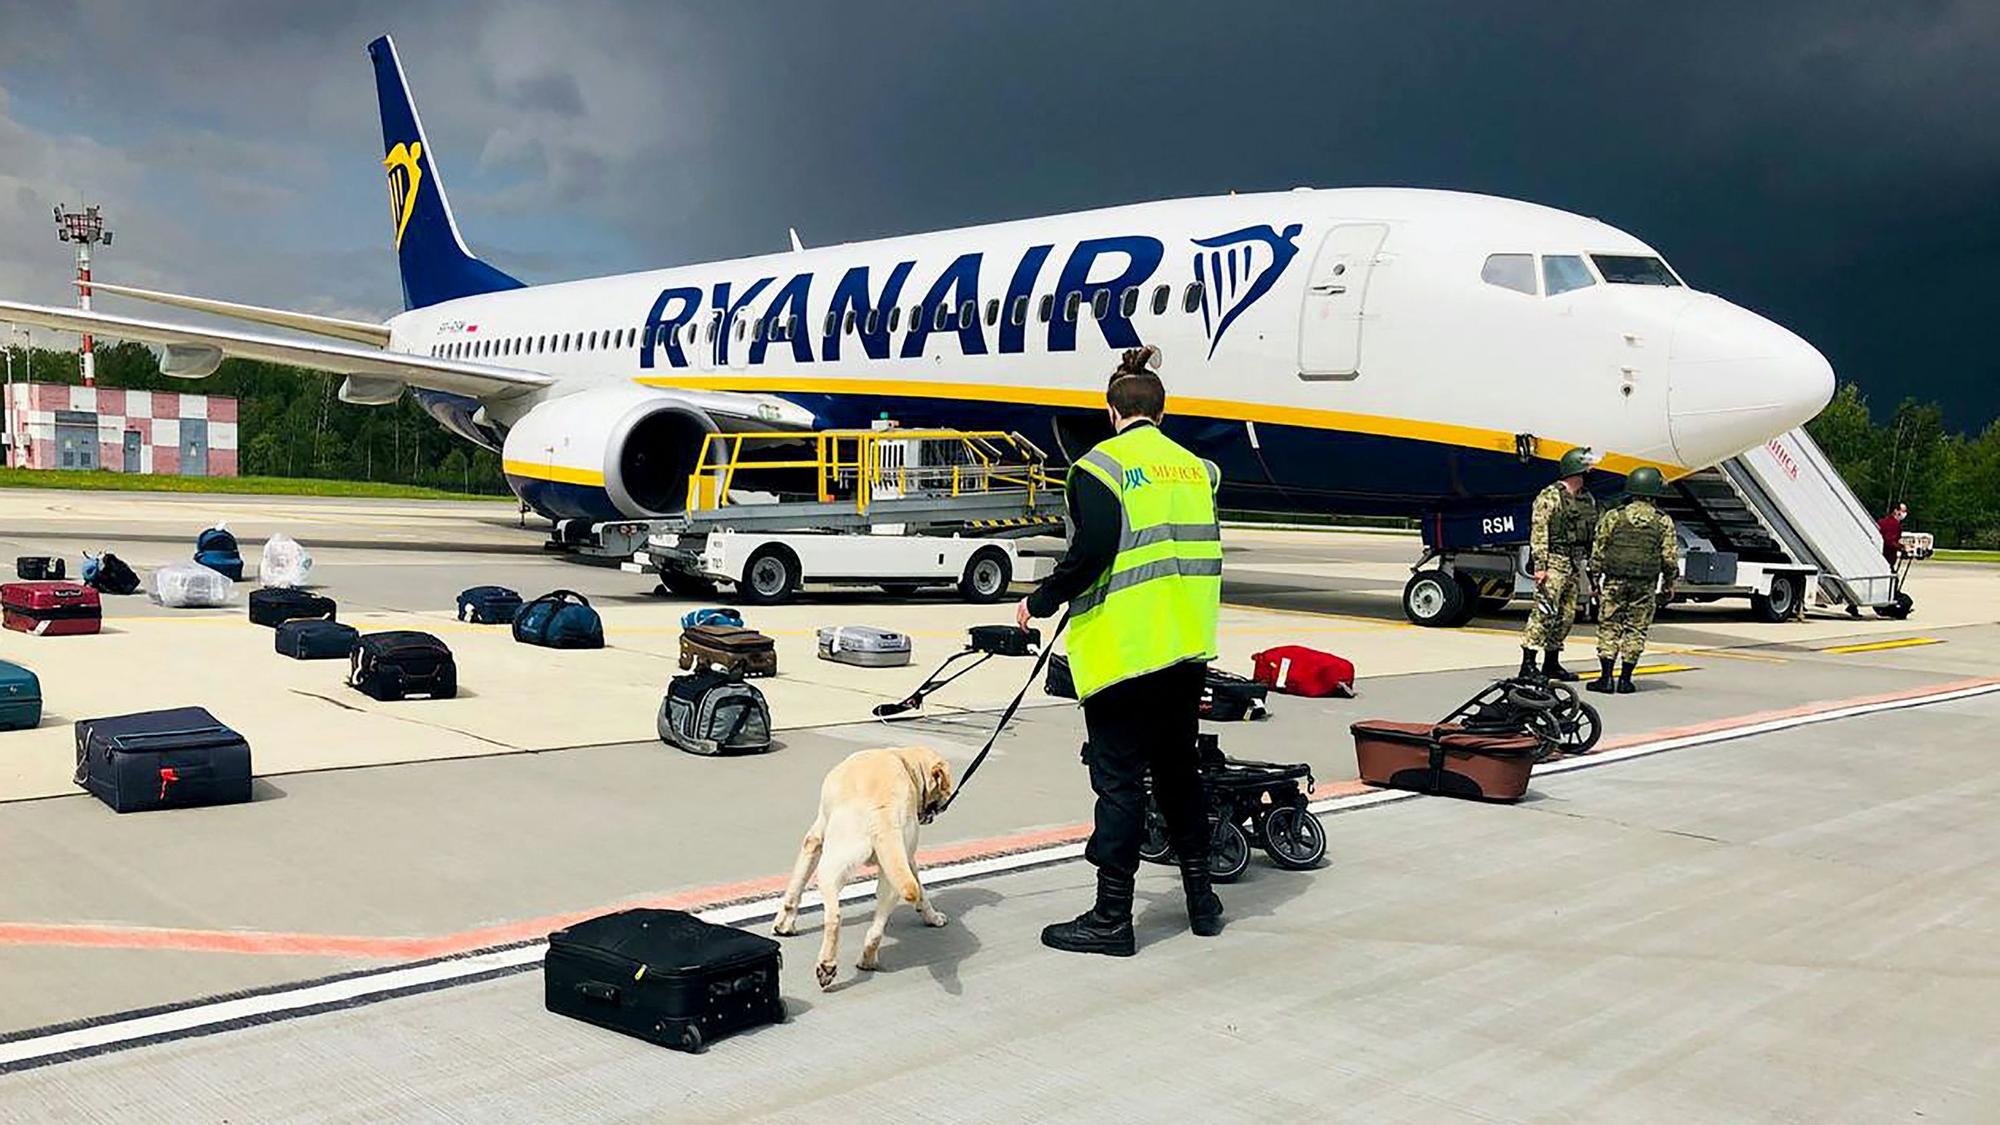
1018, 345, 1225, 956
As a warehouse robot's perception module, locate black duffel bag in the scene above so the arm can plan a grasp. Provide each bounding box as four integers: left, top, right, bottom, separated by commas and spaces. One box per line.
350, 630, 457, 701
83, 552, 141, 596
1201, 668, 1270, 722
248, 587, 337, 628
1044, 652, 1076, 699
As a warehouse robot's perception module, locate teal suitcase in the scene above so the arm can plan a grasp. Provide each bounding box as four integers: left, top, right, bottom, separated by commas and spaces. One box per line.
0, 661, 42, 730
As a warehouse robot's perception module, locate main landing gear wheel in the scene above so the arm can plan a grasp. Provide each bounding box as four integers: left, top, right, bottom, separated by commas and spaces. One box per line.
1751, 573, 1803, 623
738, 546, 800, 607
1260, 806, 1328, 870
1403, 570, 1468, 627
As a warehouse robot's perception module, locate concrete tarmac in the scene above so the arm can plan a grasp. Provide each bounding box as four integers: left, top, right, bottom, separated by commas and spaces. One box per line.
0, 486, 1996, 1118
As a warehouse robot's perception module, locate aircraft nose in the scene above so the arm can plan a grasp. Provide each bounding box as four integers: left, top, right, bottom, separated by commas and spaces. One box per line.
1666, 295, 1835, 468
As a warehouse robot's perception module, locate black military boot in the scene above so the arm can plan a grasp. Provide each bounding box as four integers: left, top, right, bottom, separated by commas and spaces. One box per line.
1181, 855, 1224, 937
1585, 656, 1616, 694
1518, 649, 1539, 680
1041, 869, 1136, 957
1616, 662, 1638, 694
1541, 649, 1579, 682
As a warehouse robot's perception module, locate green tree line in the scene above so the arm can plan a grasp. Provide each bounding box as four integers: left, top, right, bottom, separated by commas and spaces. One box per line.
3, 341, 509, 495
1807, 384, 2000, 549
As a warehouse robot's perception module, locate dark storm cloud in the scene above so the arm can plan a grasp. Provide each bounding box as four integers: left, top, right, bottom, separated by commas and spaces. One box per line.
0, 0, 1994, 424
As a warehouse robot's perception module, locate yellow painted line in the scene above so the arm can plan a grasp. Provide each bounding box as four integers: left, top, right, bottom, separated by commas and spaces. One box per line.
501, 460, 605, 487
1629, 663, 1697, 676
1821, 637, 1944, 655
633, 375, 1684, 477
1653, 646, 1788, 664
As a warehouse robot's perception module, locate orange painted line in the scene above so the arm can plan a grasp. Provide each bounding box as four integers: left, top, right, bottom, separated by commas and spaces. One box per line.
5, 675, 1992, 960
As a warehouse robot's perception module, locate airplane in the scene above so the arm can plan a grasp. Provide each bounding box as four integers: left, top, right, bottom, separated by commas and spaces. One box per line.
1, 35, 1833, 539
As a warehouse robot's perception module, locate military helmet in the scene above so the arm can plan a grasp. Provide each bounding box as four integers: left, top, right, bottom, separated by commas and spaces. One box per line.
1625, 466, 1670, 497
1556, 447, 1597, 479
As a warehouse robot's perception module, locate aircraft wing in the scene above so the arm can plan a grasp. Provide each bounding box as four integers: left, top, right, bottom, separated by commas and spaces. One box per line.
73, 281, 392, 347
0, 300, 550, 400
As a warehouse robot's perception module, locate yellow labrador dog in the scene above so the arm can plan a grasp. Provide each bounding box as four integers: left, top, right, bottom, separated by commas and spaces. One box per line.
772, 746, 953, 988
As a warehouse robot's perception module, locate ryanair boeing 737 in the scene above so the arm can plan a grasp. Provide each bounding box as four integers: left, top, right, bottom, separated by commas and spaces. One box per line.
1, 35, 1833, 530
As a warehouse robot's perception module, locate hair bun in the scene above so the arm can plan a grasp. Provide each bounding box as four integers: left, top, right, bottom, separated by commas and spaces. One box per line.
1117, 344, 1161, 375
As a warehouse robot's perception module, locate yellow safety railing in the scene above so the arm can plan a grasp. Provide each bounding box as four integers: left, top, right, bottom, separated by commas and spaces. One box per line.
684, 428, 1058, 516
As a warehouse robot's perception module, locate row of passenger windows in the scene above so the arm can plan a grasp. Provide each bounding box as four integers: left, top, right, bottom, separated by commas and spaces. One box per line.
1480, 252, 1682, 298
431, 282, 1211, 361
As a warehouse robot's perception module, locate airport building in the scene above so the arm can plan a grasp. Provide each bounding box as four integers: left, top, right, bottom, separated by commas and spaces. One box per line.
3, 381, 238, 476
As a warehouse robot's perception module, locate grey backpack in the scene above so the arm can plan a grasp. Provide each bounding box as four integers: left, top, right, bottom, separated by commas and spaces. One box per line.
658, 670, 772, 756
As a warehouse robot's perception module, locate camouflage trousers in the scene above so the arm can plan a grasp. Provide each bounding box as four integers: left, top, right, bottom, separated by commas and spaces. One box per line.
1596, 576, 1660, 663
1523, 558, 1582, 650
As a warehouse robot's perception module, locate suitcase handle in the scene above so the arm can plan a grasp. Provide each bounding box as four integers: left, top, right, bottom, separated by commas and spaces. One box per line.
575, 980, 621, 1004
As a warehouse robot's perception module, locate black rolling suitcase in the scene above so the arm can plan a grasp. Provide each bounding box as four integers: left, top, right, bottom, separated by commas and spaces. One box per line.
546, 908, 784, 1054
248, 587, 336, 627
74, 706, 253, 813
349, 630, 457, 700
276, 619, 359, 660
16, 556, 65, 581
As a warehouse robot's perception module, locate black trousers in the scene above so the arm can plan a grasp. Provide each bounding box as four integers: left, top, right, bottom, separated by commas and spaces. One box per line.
1080, 660, 1210, 879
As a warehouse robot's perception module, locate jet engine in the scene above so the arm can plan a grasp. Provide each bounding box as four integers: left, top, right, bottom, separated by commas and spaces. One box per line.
498, 385, 721, 518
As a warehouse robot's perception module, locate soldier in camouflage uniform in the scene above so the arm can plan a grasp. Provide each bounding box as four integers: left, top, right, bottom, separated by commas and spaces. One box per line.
1519, 447, 1599, 682
1587, 466, 1680, 694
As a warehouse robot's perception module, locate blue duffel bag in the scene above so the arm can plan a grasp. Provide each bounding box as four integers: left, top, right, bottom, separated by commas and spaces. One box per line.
513, 590, 605, 649
680, 606, 743, 630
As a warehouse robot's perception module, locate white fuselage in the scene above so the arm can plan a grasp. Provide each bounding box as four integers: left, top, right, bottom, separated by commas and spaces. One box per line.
386, 187, 1833, 520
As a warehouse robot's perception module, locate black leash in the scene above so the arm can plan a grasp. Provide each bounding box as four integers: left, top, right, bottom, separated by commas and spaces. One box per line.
933, 612, 1070, 817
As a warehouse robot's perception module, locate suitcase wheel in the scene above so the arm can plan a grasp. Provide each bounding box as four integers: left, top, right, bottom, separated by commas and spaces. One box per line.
676, 1024, 705, 1054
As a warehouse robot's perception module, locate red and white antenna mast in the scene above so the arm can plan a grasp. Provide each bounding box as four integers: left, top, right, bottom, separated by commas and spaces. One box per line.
53, 203, 113, 388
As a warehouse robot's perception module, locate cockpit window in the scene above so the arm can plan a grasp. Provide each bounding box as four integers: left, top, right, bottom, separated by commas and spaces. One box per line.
1542, 255, 1595, 296
1591, 254, 1681, 286
1481, 253, 1537, 295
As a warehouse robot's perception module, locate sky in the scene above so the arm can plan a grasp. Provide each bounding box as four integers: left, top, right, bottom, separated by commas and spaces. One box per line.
1, 1, 1995, 428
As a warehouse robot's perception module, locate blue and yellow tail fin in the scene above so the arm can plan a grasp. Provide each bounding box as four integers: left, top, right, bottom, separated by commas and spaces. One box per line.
367, 35, 524, 311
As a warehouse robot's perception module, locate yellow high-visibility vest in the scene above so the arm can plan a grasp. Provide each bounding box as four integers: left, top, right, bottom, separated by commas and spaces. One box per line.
1064, 424, 1222, 699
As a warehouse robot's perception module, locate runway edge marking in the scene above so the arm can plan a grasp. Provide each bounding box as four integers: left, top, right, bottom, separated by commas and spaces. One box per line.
3, 674, 1996, 1074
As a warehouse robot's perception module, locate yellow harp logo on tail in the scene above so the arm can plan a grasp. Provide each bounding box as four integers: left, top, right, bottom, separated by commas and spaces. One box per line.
383, 141, 424, 250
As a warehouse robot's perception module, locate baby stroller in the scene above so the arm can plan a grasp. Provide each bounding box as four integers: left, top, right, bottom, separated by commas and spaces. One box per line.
1445, 675, 1601, 757
1138, 734, 1326, 881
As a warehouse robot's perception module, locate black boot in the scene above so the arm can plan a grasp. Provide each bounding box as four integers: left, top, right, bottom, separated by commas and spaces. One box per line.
1616, 662, 1638, 693
1041, 869, 1136, 957
1542, 649, 1579, 682
1518, 649, 1539, 680
1585, 656, 1615, 694
1181, 855, 1224, 937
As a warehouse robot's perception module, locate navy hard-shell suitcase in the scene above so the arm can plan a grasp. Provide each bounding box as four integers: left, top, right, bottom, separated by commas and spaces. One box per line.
545, 909, 785, 1053
73, 706, 253, 813
0, 660, 42, 730
275, 619, 359, 660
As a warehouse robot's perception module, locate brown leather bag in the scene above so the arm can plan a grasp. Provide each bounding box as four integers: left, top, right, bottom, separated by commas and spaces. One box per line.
678, 624, 778, 678
1350, 719, 1539, 802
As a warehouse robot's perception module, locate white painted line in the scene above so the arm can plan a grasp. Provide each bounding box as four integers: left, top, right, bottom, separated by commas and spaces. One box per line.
7, 676, 1994, 1070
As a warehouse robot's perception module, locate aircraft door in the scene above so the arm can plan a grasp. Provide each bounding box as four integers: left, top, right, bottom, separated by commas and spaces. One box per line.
1297, 222, 1388, 380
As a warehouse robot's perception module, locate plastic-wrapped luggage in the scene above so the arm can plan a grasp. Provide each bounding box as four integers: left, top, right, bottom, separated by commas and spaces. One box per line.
816, 625, 911, 667
151, 562, 234, 608
258, 533, 314, 589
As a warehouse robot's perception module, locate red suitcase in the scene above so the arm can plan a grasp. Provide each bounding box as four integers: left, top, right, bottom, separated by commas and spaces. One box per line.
2, 581, 103, 636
